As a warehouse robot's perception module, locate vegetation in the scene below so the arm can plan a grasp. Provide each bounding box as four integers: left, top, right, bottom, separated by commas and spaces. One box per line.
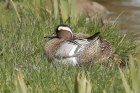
0, 0, 139, 93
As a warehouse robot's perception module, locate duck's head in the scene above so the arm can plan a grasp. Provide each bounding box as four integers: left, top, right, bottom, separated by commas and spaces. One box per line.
44, 24, 73, 41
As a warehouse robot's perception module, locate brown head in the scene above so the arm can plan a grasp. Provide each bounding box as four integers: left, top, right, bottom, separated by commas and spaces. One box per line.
44, 24, 73, 41
44, 24, 73, 61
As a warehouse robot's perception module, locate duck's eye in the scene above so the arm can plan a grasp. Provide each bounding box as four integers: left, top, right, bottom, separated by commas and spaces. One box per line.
101, 46, 106, 50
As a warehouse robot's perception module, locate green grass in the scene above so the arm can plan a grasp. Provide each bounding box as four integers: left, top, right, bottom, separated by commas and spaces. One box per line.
0, 0, 139, 93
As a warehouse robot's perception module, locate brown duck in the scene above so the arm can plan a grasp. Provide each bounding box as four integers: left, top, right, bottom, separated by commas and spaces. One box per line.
44, 24, 112, 65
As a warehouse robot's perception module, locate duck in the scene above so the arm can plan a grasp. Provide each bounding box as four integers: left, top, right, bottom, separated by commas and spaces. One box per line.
76, 0, 109, 19
44, 24, 112, 65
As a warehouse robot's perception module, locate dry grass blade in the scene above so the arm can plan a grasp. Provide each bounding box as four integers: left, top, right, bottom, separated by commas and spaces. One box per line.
59, 0, 69, 22
69, 0, 78, 24
129, 55, 139, 93
10, 0, 21, 22
117, 34, 126, 48
75, 71, 92, 93
77, 72, 86, 93
119, 68, 133, 93
53, 0, 58, 19
15, 70, 27, 93
103, 90, 107, 93
86, 80, 92, 93
138, 49, 140, 92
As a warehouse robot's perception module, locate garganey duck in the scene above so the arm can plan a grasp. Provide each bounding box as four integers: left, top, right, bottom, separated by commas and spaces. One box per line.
44, 24, 112, 65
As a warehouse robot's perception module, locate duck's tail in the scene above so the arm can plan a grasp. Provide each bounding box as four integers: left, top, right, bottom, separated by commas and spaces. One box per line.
86, 32, 100, 40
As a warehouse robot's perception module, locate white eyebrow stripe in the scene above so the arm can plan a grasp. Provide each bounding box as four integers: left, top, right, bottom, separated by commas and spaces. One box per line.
58, 26, 72, 34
